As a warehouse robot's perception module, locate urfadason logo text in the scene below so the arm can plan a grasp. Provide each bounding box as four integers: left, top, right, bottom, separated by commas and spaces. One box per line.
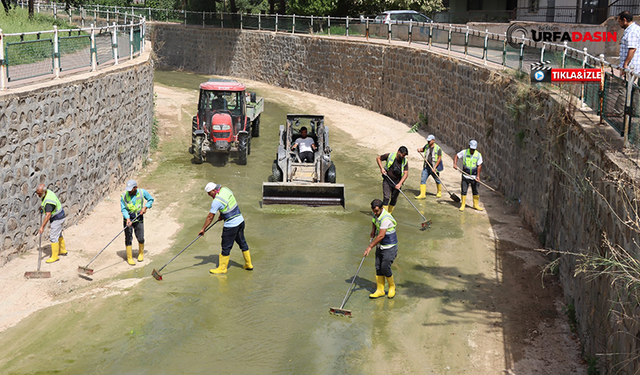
506, 23, 617, 48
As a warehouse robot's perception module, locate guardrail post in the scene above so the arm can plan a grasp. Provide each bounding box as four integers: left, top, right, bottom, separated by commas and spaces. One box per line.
112, 22, 119, 65
293, 14, 296, 34
53, 26, 60, 79
240, 12, 243, 30
184, 10, 186, 25
311, 15, 314, 35
540, 42, 546, 63
90, 23, 97, 71
598, 53, 605, 121
464, 26, 469, 58
428, 26, 432, 49
328, 16, 330, 36
129, 20, 134, 60
202, 11, 205, 28
0, 29, 6, 90
148, 7, 151, 21
483, 29, 488, 65
275, 13, 278, 33
346, 16, 349, 38
561, 41, 567, 68
502, 33, 506, 68
518, 41, 524, 71
623, 67, 634, 144
258, 13, 261, 31
408, 20, 412, 45
54, 3, 57, 20
81, 6, 85, 27
221, 11, 224, 28
141, 17, 146, 53
94, 8, 98, 25
366, 18, 369, 41
447, 25, 452, 54
36, 2, 39, 13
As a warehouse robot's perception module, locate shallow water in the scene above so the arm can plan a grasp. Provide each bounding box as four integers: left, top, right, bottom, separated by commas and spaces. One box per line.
0, 71, 489, 375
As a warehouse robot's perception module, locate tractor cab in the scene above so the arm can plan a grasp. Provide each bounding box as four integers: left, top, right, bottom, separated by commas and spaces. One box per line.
190, 79, 264, 165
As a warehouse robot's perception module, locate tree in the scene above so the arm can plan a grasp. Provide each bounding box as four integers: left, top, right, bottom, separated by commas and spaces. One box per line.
2, 0, 11, 14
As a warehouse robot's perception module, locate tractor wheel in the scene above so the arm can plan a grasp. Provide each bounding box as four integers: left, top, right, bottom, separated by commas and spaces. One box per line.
271, 159, 283, 182
325, 162, 336, 183
237, 136, 248, 165
191, 116, 198, 149
251, 115, 260, 138
193, 135, 205, 164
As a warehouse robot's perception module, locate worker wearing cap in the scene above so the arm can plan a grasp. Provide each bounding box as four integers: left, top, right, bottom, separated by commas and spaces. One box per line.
453, 140, 484, 212
200, 182, 253, 274
376, 146, 409, 213
415, 134, 443, 199
36, 184, 67, 263
364, 199, 398, 299
121, 180, 154, 265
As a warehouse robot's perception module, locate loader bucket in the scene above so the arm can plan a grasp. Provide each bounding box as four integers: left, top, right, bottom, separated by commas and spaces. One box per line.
262, 182, 345, 207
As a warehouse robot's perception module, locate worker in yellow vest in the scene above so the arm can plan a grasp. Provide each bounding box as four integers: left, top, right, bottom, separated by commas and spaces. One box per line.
200, 182, 253, 274
376, 146, 409, 213
453, 140, 484, 211
364, 199, 398, 299
36, 184, 67, 263
120, 180, 154, 265
415, 134, 443, 199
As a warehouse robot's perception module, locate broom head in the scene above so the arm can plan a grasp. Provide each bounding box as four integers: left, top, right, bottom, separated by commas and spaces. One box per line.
24, 271, 51, 279
151, 269, 163, 281
77, 265, 94, 275
329, 307, 353, 318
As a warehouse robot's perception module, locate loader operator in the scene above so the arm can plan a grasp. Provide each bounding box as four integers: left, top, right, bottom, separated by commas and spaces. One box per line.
364, 199, 398, 299
291, 126, 317, 163
36, 184, 67, 263
120, 180, 154, 265
376, 146, 409, 214
200, 182, 254, 274
453, 140, 484, 212
415, 134, 443, 199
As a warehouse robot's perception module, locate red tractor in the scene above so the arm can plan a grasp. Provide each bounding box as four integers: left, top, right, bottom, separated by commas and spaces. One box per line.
189, 79, 264, 165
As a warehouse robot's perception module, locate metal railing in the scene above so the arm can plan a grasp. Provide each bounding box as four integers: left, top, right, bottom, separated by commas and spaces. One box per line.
6, 3, 640, 151
0, 3, 145, 89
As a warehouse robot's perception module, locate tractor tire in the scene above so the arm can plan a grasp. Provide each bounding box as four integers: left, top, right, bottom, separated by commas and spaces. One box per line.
237, 136, 248, 165
251, 115, 260, 138
191, 116, 198, 146
325, 162, 336, 183
193, 135, 205, 164
271, 159, 283, 182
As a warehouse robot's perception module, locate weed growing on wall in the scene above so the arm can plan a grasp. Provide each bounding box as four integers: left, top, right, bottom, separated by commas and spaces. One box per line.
408, 113, 428, 133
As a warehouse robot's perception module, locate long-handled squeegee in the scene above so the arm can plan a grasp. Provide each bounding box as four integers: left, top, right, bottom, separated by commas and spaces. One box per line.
383, 174, 432, 230
329, 255, 367, 318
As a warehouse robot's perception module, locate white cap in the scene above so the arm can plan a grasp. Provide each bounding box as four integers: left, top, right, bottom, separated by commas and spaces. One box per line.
205, 182, 219, 193
126, 180, 137, 192
426, 135, 435, 142
469, 140, 478, 150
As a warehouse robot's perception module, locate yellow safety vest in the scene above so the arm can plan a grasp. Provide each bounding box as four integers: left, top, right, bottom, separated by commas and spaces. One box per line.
215, 187, 242, 221
372, 209, 398, 246
463, 149, 482, 176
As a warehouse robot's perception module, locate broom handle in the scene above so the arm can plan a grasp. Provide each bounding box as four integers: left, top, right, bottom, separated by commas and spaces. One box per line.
339, 255, 366, 309
456, 168, 506, 198
157, 219, 221, 273
419, 152, 454, 195
37, 213, 43, 272
383, 174, 428, 222
84, 214, 142, 268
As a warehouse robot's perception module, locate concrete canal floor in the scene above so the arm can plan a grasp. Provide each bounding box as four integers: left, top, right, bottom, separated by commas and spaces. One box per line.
0, 70, 587, 374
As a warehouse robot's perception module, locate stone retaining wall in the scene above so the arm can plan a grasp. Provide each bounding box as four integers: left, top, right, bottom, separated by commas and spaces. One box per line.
152, 24, 639, 373
0, 54, 154, 265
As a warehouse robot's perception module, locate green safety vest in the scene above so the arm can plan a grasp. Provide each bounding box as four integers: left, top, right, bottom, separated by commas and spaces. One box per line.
372, 209, 398, 246
215, 187, 242, 221
385, 152, 407, 173
41, 189, 63, 219
122, 190, 143, 213
423, 143, 442, 169
463, 149, 482, 176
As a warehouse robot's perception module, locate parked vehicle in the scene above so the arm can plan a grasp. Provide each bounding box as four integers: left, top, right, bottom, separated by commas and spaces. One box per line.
374, 10, 434, 24
189, 79, 264, 165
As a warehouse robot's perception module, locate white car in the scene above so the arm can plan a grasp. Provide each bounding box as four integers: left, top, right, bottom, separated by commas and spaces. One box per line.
374, 10, 434, 24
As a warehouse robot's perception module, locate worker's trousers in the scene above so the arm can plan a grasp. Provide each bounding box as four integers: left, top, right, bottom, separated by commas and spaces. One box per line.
382, 179, 400, 206
123, 219, 145, 246
420, 167, 441, 185
461, 177, 479, 196
375, 244, 398, 277
221, 221, 249, 256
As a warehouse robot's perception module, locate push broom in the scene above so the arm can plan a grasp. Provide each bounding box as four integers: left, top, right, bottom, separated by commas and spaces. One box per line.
151, 219, 221, 281
78, 214, 142, 276
24, 214, 51, 279
419, 153, 460, 203
330, 238, 373, 317
383, 174, 432, 230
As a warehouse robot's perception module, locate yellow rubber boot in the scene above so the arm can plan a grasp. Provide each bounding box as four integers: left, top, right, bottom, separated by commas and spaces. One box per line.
386, 275, 396, 299
211, 255, 230, 274
383, 205, 389, 212
436, 184, 442, 198
415, 184, 427, 199
388, 205, 395, 214
46, 242, 60, 263
473, 195, 484, 211
126, 245, 135, 265
459, 195, 467, 212
242, 250, 254, 270
137, 243, 144, 262
58, 236, 67, 255
369, 276, 386, 298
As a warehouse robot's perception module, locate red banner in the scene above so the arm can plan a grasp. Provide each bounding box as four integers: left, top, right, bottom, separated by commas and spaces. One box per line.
550, 69, 602, 82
